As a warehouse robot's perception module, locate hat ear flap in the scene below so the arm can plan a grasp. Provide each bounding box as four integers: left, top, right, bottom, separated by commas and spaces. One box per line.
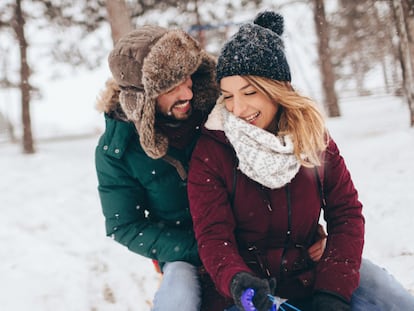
119, 90, 145, 127
138, 97, 168, 159
119, 91, 168, 159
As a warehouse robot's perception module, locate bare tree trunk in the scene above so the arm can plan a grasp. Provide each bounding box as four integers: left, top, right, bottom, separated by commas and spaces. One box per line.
312, 0, 340, 117
14, 0, 35, 153
391, 0, 414, 126
402, 0, 414, 74
106, 0, 133, 45
7, 117, 17, 143
193, 0, 206, 49
380, 57, 391, 94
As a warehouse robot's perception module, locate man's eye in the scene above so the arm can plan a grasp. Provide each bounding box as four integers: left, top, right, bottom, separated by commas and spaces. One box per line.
245, 91, 256, 96
223, 95, 233, 100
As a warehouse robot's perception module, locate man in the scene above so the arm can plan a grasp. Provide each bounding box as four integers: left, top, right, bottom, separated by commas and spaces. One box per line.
95, 25, 219, 310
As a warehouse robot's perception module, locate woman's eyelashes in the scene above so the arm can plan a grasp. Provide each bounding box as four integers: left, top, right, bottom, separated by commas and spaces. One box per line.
222, 91, 256, 100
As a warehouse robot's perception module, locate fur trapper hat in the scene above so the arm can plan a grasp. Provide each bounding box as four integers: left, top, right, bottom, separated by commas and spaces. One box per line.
216, 11, 291, 83
108, 25, 218, 159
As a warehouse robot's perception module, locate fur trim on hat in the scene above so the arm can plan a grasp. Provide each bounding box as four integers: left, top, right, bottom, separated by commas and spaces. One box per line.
142, 30, 202, 98
106, 27, 219, 159
136, 30, 202, 158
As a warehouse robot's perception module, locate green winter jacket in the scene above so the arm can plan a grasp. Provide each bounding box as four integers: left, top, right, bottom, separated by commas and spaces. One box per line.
95, 114, 201, 266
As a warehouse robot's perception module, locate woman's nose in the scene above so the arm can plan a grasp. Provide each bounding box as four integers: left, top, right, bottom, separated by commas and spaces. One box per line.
232, 98, 247, 117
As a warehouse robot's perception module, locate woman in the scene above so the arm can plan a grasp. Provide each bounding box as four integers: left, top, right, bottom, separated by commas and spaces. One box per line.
188, 11, 414, 311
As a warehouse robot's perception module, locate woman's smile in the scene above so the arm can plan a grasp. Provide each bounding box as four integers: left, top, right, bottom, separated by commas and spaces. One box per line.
244, 111, 260, 123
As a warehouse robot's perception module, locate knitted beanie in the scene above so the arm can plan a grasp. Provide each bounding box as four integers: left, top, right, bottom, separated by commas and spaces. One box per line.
108, 25, 218, 159
216, 11, 291, 83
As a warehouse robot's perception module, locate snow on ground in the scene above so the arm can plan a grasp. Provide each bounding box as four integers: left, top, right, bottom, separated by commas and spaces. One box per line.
1, 136, 159, 311
1, 94, 413, 310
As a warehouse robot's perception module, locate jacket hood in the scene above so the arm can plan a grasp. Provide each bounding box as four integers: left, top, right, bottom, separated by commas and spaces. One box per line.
96, 78, 126, 120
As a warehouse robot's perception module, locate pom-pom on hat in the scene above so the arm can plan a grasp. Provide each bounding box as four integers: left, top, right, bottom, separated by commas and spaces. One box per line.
216, 11, 291, 83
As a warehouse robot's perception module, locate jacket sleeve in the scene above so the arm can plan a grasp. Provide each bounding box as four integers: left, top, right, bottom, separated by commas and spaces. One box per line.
188, 135, 252, 297
314, 137, 365, 301
95, 142, 200, 266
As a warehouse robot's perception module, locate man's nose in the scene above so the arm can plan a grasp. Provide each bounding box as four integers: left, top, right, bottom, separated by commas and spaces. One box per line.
176, 82, 193, 100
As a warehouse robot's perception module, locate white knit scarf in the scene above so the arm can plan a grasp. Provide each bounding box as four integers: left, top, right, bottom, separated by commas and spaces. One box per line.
206, 104, 301, 189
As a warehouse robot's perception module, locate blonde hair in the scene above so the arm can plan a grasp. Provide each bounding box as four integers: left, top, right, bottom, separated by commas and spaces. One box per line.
244, 75, 328, 167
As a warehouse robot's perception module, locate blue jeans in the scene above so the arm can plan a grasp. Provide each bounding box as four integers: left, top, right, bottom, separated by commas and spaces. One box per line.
225, 259, 414, 311
152, 261, 201, 311
351, 258, 414, 310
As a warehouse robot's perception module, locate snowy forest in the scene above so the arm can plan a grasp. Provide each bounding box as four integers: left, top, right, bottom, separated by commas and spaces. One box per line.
0, 0, 414, 151
1, 1, 414, 311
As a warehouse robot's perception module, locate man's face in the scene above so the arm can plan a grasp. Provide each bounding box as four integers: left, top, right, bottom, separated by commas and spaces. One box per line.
156, 77, 193, 121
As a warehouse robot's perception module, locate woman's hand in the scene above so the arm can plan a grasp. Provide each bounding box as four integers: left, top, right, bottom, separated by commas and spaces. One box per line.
230, 272, 275, 311
308, 224, 327, 262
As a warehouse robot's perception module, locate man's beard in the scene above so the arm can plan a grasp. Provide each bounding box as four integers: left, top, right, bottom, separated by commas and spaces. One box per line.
156, 100, 192, 125
155, 111, 181, 124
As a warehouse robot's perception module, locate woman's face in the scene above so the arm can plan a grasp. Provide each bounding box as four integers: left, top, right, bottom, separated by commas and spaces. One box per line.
220, 75, 279, 130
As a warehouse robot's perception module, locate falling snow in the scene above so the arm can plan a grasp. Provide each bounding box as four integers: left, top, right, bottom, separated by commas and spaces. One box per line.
1, 94, 413, 311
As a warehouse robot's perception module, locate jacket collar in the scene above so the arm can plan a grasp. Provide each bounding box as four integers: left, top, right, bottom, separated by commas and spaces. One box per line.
204, 103, 225, 131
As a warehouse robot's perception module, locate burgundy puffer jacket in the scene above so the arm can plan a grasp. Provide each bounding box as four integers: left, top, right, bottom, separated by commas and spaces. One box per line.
188, 128, 364, 310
